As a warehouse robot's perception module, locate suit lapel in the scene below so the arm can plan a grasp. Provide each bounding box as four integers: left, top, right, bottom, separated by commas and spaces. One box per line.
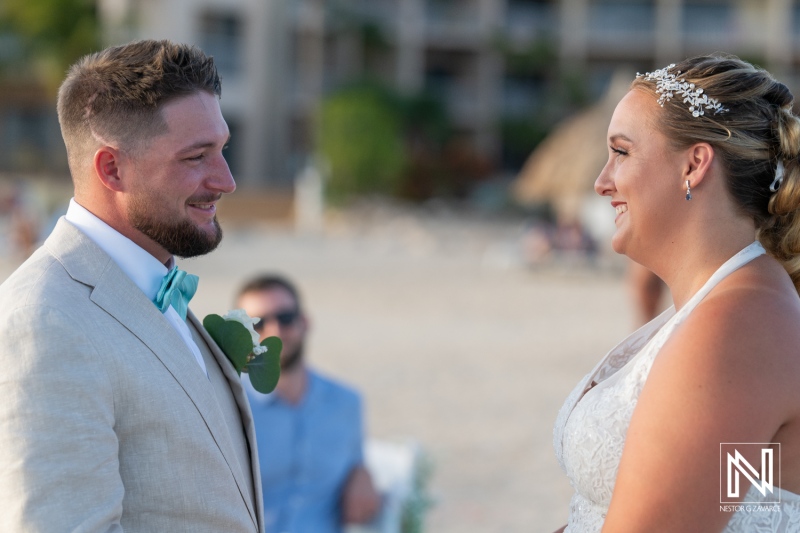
188, 312, 264, 530
45, 219, 260, 530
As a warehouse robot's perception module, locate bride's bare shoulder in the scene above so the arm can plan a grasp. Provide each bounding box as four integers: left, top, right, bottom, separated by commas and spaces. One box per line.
662, 256, 800, 405
696, 256, 800, 348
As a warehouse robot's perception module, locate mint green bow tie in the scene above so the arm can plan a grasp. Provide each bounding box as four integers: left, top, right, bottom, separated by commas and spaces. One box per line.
154, 266, 199, 321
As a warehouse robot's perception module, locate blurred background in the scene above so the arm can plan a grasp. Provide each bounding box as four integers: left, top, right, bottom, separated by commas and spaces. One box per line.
0, 0, 797, 531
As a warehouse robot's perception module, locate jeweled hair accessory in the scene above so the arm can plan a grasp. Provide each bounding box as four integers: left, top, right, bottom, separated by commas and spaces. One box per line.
770, 160, 785, 193
637, 64, 728, 118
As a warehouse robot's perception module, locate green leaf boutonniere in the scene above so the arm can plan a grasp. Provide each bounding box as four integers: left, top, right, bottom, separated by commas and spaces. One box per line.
203, 310, 282, 394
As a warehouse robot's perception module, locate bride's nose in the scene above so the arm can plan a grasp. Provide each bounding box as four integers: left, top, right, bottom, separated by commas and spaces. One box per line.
595, 160, 615, 197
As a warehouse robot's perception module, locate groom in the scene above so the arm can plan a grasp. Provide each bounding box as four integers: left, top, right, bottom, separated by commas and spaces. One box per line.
0, 40, 262, 532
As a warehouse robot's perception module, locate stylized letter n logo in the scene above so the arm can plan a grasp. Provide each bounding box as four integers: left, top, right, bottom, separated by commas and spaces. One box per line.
727, 448, 774, 498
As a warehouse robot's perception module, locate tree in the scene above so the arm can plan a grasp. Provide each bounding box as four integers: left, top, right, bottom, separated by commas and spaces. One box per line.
0, 0, 100, 91
318, 85, 406, 200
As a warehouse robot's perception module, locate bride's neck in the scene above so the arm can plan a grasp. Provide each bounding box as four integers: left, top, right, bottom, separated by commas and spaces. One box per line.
654, 229, 756, 310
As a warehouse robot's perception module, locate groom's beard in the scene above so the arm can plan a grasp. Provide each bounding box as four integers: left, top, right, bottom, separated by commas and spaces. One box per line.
129, 193, 223, 258
280, 340, 304, 371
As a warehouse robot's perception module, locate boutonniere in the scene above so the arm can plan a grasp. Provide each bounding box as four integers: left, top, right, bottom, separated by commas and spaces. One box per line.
203, 310, 282, 394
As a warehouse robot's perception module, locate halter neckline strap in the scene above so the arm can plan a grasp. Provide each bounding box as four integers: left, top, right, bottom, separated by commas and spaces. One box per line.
675, 241, 765, 318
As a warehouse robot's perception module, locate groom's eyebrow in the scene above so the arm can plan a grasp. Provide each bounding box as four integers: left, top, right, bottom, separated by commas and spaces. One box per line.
176, 134, 232, 154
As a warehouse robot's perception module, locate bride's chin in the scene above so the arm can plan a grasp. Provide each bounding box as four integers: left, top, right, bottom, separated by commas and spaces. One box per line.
610, 233, 627, 255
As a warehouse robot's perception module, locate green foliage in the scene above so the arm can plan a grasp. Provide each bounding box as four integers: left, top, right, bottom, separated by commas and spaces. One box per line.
203, 314, 252, 373
360, 22, 391, 52
325, 1, 390, 52
203, 314, 282, 394
494, 36, 557, 76
0, 0, 100, 89
317, 80, 499, 200
319, 85, 407, 200
396, 91, 497, 199
401, 451, 436, 533
557, 67, 592, 110
500, 118, 550, 170
248, 337, 282, 394
394, 91, 451, 146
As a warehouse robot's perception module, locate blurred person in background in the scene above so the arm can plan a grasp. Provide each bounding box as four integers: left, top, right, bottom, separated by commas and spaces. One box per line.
0, 40, 263, 532
9, 187, 39, 260
237, 274, 381, 533
553, 55, 800, 532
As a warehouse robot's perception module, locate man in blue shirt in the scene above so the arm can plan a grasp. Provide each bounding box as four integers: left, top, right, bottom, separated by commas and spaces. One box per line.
237, 275, 381, 533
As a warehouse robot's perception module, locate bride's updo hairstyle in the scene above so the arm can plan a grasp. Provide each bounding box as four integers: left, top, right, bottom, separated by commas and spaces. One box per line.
631, 54, 800, 292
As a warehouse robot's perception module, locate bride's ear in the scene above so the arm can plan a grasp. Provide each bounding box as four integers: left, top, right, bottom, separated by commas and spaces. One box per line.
682, 142, 714, 189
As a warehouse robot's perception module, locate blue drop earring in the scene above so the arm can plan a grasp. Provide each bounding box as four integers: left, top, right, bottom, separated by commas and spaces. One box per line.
685, 180, 692, 201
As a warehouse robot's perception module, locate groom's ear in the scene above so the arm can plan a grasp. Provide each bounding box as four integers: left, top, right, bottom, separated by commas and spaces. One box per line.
93, 146, 126, 193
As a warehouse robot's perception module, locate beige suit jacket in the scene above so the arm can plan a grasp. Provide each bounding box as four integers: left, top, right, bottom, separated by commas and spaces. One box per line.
0, 219, 264, 532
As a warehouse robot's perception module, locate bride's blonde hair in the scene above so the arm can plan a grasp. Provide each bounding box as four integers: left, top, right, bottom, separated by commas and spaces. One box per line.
632, 54, 800, 292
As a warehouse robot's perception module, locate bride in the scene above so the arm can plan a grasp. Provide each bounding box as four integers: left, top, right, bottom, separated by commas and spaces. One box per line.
553, 55, 800, 532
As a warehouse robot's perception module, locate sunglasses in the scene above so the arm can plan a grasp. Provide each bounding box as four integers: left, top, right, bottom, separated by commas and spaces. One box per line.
253, 309, 300, 331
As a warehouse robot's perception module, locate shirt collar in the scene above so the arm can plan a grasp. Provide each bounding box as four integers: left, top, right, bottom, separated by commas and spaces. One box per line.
65, 198, 173, 300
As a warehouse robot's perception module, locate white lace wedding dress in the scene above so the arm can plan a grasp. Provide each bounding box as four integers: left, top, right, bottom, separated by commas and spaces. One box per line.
553, 242, 800, 532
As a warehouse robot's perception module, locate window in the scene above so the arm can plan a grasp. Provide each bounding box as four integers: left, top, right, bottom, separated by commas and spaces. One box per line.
506, 0, 557, 37
588, 0, 655, 39
426, 0, 480, 29
792, 1, 800, 38
682, 0, 732, 36
424, 51, 478, 119
503, 73, 545, 117
198, 11, 243, 79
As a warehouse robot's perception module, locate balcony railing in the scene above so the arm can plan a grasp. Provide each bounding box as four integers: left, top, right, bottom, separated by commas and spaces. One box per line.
587, 3, 656, 43
425, 0, 483, 40
352, 0, 396, 23
682, 3, 735, 48
505, 2, 557, 40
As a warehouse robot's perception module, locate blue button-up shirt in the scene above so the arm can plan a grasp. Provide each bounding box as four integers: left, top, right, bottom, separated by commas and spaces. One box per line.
244, 370, 364, 533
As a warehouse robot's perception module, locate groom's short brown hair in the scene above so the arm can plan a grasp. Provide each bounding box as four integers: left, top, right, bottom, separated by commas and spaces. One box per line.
57, 39, 221, 184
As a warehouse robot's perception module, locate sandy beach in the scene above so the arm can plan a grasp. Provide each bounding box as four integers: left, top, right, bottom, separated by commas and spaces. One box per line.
1, 203, 637, 532
191, 205, 635, 533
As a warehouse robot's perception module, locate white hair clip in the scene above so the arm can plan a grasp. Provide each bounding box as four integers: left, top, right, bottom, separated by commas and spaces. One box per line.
770, 160, 785, 193
637, 64, 728, 118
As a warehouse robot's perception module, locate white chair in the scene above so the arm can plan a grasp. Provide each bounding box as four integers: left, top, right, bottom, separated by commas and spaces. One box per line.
345, 439, 423, 533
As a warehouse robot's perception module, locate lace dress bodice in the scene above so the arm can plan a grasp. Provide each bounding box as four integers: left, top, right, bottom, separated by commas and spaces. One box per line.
553, 242, 800, 532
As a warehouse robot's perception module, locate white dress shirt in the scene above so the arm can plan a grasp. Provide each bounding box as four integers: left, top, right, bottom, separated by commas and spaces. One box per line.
65, 198, 208, 377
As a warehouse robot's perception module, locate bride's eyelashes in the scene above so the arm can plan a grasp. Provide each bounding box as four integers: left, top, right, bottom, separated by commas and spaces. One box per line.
611, 147, 628, 157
